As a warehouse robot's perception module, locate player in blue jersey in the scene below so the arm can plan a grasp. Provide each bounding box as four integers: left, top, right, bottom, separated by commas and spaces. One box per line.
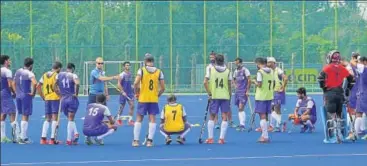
55, 63, 80, 145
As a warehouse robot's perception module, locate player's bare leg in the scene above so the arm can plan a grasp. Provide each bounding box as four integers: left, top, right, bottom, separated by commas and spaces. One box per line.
258, 113, 270, 143
214, 114, 220, 129
1, 114, 11, 143
132, 114, 143, 147
40, 114, 51, 144
146, 114, 156, 147
219, 112, 229, 144
236, 102, 246, 131
19, 115, 31, 144
117, 104, 126, 125
206, 113, 217, 144
66, 112, 79, 145
127, 100, 135, 125
49, 113, 60, 144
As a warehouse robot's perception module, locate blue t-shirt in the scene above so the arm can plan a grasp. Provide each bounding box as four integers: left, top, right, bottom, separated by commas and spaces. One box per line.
89, 68, 105, 95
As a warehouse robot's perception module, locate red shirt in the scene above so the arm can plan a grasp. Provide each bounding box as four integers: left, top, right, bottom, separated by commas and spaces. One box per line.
322, 63, 350, 89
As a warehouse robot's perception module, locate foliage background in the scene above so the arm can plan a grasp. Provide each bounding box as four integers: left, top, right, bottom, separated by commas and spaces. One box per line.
1, 1, 367, 93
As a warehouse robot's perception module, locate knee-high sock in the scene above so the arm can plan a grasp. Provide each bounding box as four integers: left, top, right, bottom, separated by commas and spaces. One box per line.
238, 111, 246, 126
133, 122, 142, 141
97, 129, 115, 140
50, 121, 57, 139
148, 123, 156, 140
20, 121, 28, 139
207, 120, 215, 139
260, 119, 269, 138
1, 121, 5, 139
219, 121, 228, 139
41, 121, 50, 138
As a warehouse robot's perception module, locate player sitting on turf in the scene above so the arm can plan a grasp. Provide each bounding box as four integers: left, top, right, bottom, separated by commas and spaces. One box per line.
37, 61, 63, 145
288, 87, 317, 133
55, 63, 80, 145
204, 54, 232, 144
116, 61, 135, 126
83, 94, 117, 145
232, 57, 251, 131
159, 94, 191, 145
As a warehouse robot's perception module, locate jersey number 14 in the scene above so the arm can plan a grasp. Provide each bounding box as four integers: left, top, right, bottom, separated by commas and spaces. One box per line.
215, 78, 224, 88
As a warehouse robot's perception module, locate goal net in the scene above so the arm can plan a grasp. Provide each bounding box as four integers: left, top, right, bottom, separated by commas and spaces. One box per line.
82, 61, 144, 95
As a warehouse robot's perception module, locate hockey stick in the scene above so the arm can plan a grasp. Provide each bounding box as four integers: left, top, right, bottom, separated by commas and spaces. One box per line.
198, 99, 211, 144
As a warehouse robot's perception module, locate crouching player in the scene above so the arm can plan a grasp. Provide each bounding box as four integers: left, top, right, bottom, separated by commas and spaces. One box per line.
83, 94, 117, 145
159, 95, 191, 145
288, 87, 317, 133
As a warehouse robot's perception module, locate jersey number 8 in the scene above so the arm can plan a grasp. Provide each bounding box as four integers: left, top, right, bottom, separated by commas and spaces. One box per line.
149, 79, 154, 91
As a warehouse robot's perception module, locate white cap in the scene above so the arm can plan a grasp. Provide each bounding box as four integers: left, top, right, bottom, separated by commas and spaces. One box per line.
267, 57, 276, 63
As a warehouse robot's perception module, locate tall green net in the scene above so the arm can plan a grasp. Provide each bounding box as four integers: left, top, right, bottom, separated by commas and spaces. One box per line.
2, 1, 367, 93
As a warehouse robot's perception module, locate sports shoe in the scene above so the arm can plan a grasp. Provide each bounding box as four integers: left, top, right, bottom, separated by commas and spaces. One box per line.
218, 139, 225, 144
257, 136, 270, 143
273, 127, 281, 132
85, 136, 93, 145
255, 127, 262, 132
73, 133, 79, 145
1, 137, 12, 143
128, 120, 135, 126
165, 136, 172, 145
49, 139, 62, 145
281, 122, 287, 132
176, 136, 185, 145
300, 125, 308, 133
66, 140, 72, 146
236, 125, 246, 132
215, 124, 220, 129
132, 140, 139, 147
40, 137, 48, 145
94, 137, 104, 146
146, 139, 153, 147
361, 134, 367, 140
345, 132, 357, 141
117, 120, 123, 126
229, 121, 237, 128
205, 138, 214, 144
268, 126, 274, 132
18, 138, 32, 144
308, 126, 315, 133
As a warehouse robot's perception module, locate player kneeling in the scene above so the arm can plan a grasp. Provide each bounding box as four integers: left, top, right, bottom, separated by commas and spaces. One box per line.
159, 95, 191, 145
83, 94, 117, 145
288, 87, 317, 133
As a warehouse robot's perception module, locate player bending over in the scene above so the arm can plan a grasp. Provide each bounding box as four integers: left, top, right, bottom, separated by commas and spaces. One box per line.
204, 54, 232, 144
83, 94, 117, 145
232, 57, 251, 131
55, 63, 80, 145
37, 62, 63, 145
116, 61, 135, 126
288, 87, 317, 133
14, 57, 38, 144
1, 55, 19, 143
318, 50, 353, 143
159, 94, 191, 145
252, 57, 274, 143
132, 53, 165, 147
267, 57, 288, 132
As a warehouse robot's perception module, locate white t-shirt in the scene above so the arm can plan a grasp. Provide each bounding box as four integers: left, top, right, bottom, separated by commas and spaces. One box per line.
296, 97, 314, 109
256, 67, 272, 82
233, 67, 251, 79
137, 66, 164, 80
1, 67, 13, 79
205, 65, 232, 81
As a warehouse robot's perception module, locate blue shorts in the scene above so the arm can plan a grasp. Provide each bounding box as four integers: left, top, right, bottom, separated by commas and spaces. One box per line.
234, 94, 248, 107
1, 94, 16, 114
83, 124, 109, 137
61, 95, 79, 116
119, 94, 134, 105
45, 100, 60, 115
137, 103, 159, 115
255, 100, 272, 114
16, 95, 33, 116
272, 91, 286, 105
210, 99, 230, 114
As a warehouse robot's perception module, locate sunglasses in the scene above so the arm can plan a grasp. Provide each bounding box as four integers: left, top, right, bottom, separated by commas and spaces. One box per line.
97, 62, 104, 65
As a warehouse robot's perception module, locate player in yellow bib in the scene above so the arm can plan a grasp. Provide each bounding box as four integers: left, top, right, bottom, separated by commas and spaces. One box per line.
159, 94, 191, 145
267, 57, 288, 132
252, 57, 275, 143
204, 54, 232, 144
132, 53, 165, 147
37, 61, 62, 145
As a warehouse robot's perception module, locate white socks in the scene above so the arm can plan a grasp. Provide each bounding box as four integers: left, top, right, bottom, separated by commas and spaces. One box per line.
97, 129, 114, 140
260, 119, 269, 139
67, 121, 73, 141
51, 121, 57, 139
271, 111, 282, 127
1, 121, 5, 139
305, 120, 313, 127
133, 122, 142, 140
148, 123, 156, 140
355, 117, 363, 134
207, 120, 215, 138
41, 121, 50, 138
238, 111, 246, 126
20, 121, 28, 139
219, 121, 228, 139
180, 127, 190, 138
10, 121, 20, 139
